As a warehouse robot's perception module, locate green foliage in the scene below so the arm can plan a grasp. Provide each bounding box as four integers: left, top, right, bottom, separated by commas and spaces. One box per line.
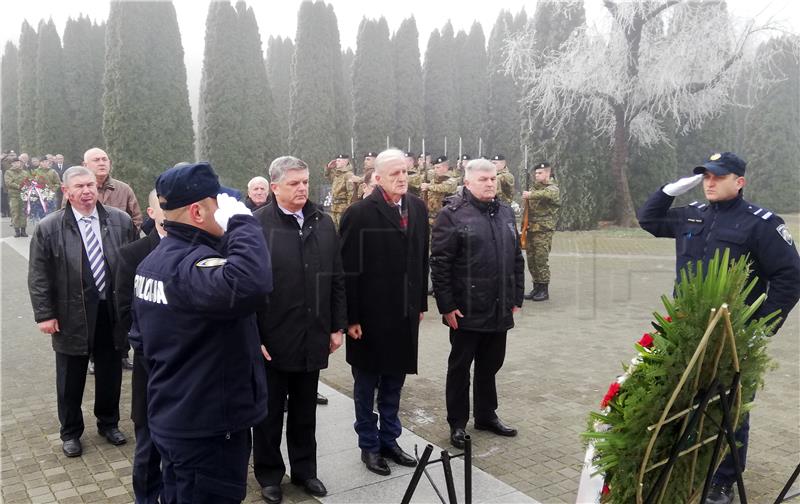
352, 17, 394, 155
62, 16, 105, 164
17, 21, 38, 154
486, 12, 519, 167
1, 42, 19, 153
392, 17, 423, 152
423, 22, 458, 157
34, 19, 70, 156
103, 1, 195, 206
584, 250, 775, 502
289, 0, 346, 201
266, 36, 294, 153
454, 23, 487, 155
627, 133, 679, 212
341, 47, 354, 141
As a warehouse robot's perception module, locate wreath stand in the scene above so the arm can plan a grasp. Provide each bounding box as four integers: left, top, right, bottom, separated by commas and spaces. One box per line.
636, 304, 747, 504
401, 436, 473, 504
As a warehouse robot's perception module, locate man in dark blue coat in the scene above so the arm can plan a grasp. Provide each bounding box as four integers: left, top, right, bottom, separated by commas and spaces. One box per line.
638, 152, 800, 504
431, 158, 525, 450
129, 162, 272, 503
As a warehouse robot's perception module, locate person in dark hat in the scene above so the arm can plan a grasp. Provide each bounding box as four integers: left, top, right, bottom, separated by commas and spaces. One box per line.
325, 154, 357, 228
129, 161, 272, 503
490, 154, 515, 205
638, 151, 800, 504
521, 161, 560, 301
405, 151, 424, 197
454, 154, 471, 184
363, 152, 378, 173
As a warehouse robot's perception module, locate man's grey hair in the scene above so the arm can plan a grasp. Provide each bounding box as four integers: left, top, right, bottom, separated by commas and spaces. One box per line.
464, 158, 496, 180
248, 176, 269, 190
375, 148, 405, 174
269, 156, 308, 183
63, 166, 94, 186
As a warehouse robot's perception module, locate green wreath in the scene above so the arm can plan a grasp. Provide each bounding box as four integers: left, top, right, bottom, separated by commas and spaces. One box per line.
583, 249, 778, 503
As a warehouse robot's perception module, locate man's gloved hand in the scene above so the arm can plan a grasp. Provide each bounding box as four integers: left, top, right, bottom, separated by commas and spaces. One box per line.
214, 193, 252, 232
662, 174, 703, 197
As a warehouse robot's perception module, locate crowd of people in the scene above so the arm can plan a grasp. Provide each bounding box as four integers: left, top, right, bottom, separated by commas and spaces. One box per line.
19, 144, 800, 504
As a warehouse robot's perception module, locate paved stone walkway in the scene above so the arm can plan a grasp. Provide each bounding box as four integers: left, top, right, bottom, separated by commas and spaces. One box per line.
2, 216, 798, 503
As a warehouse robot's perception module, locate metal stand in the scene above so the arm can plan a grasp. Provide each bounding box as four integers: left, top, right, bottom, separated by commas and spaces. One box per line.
401, 436, 473, 504
775, 462, 800, 503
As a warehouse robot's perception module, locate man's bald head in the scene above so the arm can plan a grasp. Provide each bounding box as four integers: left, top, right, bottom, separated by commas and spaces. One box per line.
82, 147, 111, 184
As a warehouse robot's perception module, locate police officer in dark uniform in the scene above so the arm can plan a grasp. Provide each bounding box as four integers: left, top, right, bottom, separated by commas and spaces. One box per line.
129, 162, 273, 503
638, 152, 800, 504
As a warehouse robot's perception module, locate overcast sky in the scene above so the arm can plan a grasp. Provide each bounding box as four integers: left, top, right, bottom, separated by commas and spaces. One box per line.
5, 0, 799, 120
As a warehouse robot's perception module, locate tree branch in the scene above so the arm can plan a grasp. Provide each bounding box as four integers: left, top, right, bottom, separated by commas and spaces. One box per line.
642, 1, 681, 24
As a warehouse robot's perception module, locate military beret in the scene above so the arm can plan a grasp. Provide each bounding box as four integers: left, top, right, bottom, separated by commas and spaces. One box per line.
460, 154, 471, 161
405, 151, 416, 158
364, 152, 378, 158
336, 153, 350, 159
534, 161, 551, 170
693, 152, 746, 177
435, 155, 448, 165
156, 161, 240, 210
491, 154, 505, 161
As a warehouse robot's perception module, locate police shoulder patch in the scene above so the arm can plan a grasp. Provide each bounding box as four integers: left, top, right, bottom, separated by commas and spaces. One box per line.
195, 257, 227, 268
776, 224, 794, 246
747, 206, 774, 221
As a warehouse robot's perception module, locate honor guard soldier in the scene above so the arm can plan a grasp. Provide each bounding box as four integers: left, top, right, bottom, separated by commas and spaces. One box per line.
421, 156, 459, 230
325, 154, 356, 228
129, 162, 273, 503
521, 161, 560, 301
454, 154, 471, 185
405, 151, 423, 197
638, 152, 800, 504
491, 154, 515, 205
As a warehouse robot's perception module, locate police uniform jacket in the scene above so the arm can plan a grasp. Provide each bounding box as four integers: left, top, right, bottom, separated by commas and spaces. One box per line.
254, 200, 347, 372
431, 189, 525, 332
129, 215, 272, 438
28, 202, 136, 355
638, 190, 800, 328
340, 189, 429, 375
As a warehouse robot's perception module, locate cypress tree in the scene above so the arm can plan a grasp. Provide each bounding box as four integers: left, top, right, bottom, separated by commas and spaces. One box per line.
17, 21, 38, 155
63, 16, 105, 164
341, 47, 354, 142
423, 22, 458, 156
352, 17, 394, 154
35, 19, 70, 156
391, 17, 423, 152
266, 36, 294, 153
485, 12, 517, 164
289, 0, 345, 198
326, 3, 350, 152
455, 22, 487, 155
103, 1, 195, 204
1, 42, 19, 153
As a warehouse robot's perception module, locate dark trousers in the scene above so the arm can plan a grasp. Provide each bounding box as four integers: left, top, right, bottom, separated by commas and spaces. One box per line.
446, 329, 507, 429
151, 429, 251, 504
253, 367, 319, 487
351, 366, 406, 453
713, 410, 751, 485
133, 422, 163, 504
55, 303, 122, 440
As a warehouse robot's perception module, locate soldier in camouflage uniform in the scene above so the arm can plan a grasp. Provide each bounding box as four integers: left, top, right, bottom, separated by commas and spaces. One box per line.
453, 154, 470, 185
325, 153, 357, 229
4, 160, 29, 237
522, 161, 560, 301
421, 155, 458, 294
405, 151, 424, 197
351, 152, 376, 201
491, 154, 515, 205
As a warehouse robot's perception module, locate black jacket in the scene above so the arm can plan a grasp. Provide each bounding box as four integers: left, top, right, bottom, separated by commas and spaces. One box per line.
254, 200, 347, 372
340, 189, 429, 375
28, 203, 136, 355
431, 189, 525, 332
114, 228, 161, 426
638, 190, 800, 328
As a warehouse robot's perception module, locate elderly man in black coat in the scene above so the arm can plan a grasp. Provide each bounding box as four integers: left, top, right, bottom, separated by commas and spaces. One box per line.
28, 166, 136, 458
340, 148, 429, 476
252, 156, 347, 504
431, 158, 525, 450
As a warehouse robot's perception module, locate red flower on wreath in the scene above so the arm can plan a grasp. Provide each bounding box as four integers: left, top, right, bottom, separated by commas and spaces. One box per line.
602, 483, 610, 495
664, 316, 672, 323
638, 332, 654, 348
600, 382, 621, 408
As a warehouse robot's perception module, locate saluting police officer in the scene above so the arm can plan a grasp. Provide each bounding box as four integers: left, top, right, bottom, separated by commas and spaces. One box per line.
129, 162, 273, 503
638, 152, 800, 504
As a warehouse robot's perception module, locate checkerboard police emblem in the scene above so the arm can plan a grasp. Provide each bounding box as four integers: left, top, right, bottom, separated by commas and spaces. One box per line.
777, 224, 793, 246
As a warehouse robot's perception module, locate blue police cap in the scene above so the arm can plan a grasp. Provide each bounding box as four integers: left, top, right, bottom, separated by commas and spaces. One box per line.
693, 152, 746, 177
156, 161, 240, 210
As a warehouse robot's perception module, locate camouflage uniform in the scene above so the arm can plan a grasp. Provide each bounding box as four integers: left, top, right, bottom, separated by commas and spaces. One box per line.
407, 166, 424, 197
426, 173, 458, 228
525, 179, 560, 284
496, 166, 515, 205
4, 165, 28, 231
327, 162, 356, 228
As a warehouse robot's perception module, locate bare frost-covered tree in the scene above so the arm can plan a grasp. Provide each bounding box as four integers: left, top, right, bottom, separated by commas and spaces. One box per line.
506, 0, 776, 226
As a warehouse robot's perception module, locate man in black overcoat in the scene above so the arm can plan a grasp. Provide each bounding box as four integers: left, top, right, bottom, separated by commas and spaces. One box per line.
339, 148, 429, 476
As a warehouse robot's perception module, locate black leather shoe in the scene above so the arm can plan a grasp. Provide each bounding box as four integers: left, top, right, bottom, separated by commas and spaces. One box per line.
361, 450, 391, 476
450, 427, 467, 449
704, 483, 734, 504
380, 444, 417, 467
260, 485, 282, 504
62, 438, 82, 457
98, 427, 127, 445
316, 392, 328, 405
291, 477, 327, 497
475, 417, 517, 437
